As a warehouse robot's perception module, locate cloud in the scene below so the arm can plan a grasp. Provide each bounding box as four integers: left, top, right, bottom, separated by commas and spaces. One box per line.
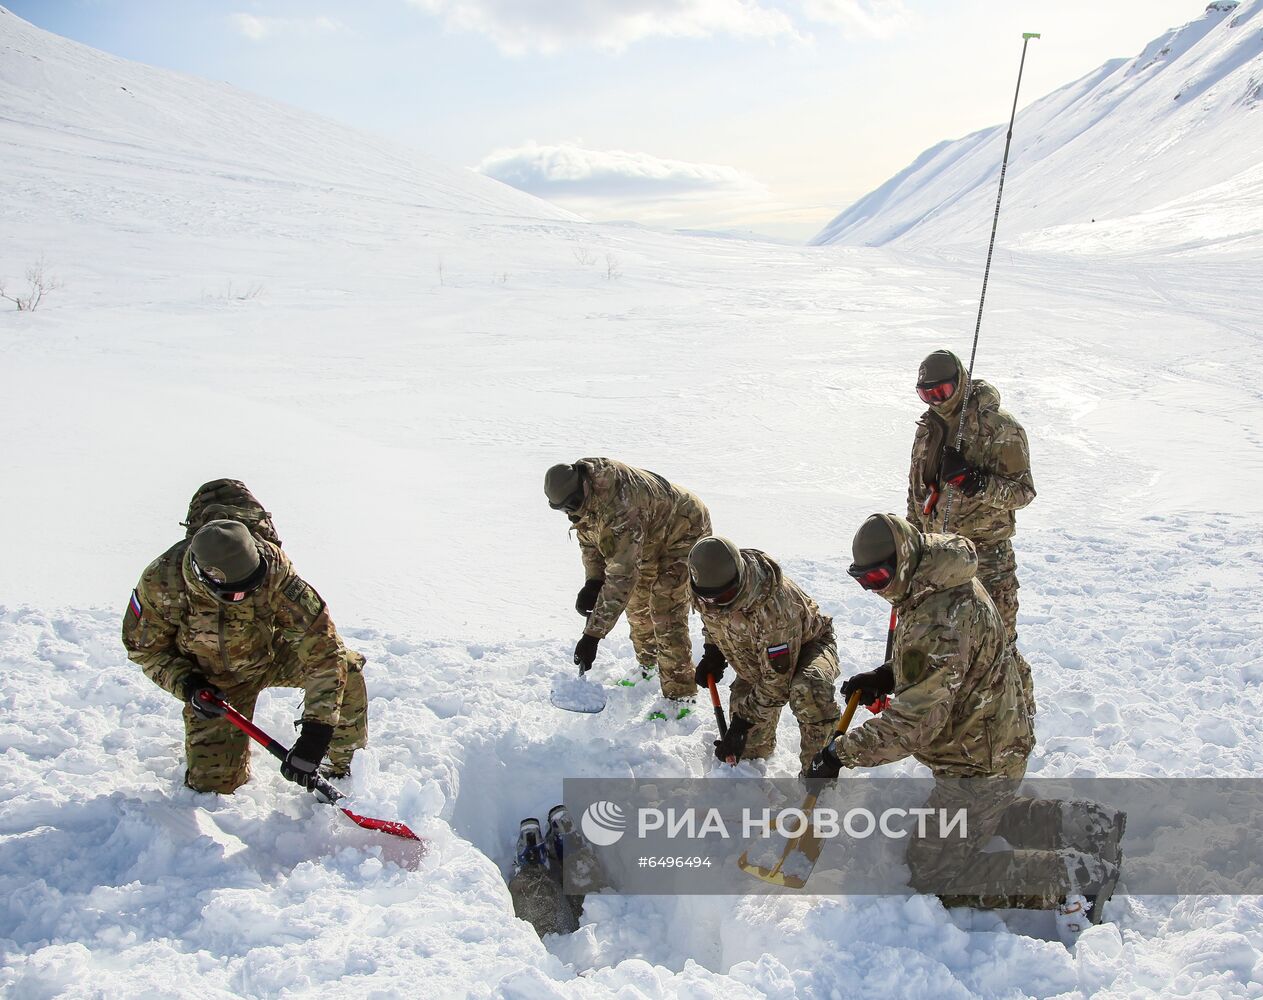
800, 0, 910, 38
228, 13, 345, 43
476, 141, 763, 200
407, 0, 909, 53
407, 0, 800, 54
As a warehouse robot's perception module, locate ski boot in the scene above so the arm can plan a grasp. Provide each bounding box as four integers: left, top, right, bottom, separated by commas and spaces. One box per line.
619, 663, 658, 688
510, 817, 577, 937
547, 804, 609, 908
1055, 893, 1091, 946
647, 695, 695, 722
515, 817, 550, 872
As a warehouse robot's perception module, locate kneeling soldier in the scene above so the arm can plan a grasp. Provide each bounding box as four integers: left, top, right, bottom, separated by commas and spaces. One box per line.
123, 517, 367, 794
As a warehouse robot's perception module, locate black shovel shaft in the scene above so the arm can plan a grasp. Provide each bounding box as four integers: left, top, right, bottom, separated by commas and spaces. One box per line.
707, 675, 728, 739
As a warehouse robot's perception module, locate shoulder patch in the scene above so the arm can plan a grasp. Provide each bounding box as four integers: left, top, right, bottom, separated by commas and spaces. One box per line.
128, 589, 143, 618
284, 576, 325, 618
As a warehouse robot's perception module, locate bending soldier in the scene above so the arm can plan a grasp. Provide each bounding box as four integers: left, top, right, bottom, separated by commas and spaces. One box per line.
122, 481, 367, 794
545, 459, 711, 713
689, 537, 841, 776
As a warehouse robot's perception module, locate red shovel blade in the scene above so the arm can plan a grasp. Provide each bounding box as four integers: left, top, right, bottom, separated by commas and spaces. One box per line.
339, 807, 423, 843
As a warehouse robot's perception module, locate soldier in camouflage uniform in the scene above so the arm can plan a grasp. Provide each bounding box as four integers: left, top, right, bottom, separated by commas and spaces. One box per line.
689, 537, 841, 775
545, 459, 711, 702
123, 497, 367, 794
907, 349, 1036, 715
809, 514, 1123, 918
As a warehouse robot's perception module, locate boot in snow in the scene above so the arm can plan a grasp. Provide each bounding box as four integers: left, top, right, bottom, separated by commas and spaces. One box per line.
1055, 893, 1091, 946
509, 818, 577, 937
647, 695, 695, 722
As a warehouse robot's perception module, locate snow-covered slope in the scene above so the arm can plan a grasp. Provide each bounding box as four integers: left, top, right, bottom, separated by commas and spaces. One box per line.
0, 3, 576, 268
2, 8, 1263, 1000
813, 0, 1263, 256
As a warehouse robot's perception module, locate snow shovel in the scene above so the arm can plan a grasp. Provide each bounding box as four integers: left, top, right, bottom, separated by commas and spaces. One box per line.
735, 689, 863, 887
200, 692, 425, 844
737, 609, 897, 887
549, 665, 608, 714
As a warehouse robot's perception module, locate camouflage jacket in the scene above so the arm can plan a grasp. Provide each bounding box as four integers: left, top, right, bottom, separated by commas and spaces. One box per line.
569, 458, 711, 639
694, 549, 834, 729
907, 369, 1035, 546
832, 516, 1033, 777
122, 537, 352, 725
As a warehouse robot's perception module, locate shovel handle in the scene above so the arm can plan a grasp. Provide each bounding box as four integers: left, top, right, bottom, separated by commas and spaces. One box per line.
706, 675, 728, 740
204, 692, 343, 804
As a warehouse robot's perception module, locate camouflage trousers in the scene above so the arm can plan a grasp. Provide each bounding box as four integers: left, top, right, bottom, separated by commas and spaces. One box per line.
732, 631, 841, 774
625, 496, 711, 700
908, 760, 1125, 910
182, 647, 368, 794
977, 540, 1035, 717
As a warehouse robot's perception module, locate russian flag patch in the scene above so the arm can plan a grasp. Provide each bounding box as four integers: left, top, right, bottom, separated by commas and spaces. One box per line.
128, 589, 143, 618
767, 643, 790, 660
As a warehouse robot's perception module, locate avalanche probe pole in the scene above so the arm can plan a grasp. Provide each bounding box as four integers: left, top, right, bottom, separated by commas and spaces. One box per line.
200, 692, 423, 844
941, 31, 1040, 532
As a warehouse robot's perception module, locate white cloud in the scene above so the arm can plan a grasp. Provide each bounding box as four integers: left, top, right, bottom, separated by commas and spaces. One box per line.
800, 0, 910, 38
407, 0, 801, 54
476, 141, 763, 200
407, 0, 910, 53
228, 13, 345, 43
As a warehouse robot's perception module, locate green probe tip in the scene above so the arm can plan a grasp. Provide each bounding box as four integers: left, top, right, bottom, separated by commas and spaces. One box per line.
1023, 32, 1042, 39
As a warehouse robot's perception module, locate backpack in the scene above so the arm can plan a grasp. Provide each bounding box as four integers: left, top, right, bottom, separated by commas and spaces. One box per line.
181, 479, 282, 547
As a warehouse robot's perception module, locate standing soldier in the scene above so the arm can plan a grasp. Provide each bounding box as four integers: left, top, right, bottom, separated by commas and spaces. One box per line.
545, 459, 711, 718
689, 536, 841, 776
907, 349, 1036, 714
122, 482, 368, 794
808, 514, 1123, 940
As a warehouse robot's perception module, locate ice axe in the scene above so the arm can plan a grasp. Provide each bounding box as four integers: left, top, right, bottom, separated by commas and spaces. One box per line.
199, 692, 424, 844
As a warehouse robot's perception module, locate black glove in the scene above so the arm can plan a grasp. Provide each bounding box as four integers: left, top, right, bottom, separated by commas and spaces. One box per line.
573, 633, 600, 674
840, 662, 895, 707
182, 673, 227, 721
281, 721, 335, 790
941, 446, 987, 497
713, 715, 753, 764
693, 643, 727, 686
575, 579, 603, 617
806, 740, 844, 784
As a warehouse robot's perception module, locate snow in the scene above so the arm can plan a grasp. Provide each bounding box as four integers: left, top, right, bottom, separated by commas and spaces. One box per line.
813, 0, 1263, 256
2, 4, 1263, 999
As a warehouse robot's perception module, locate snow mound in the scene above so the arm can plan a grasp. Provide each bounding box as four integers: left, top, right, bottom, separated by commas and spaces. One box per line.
812, 0, 1263, 256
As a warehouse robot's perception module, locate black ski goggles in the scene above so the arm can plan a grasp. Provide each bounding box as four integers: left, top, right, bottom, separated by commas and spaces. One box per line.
847, 557, 896, 592
547, 485, 585, 514
916, 378, 956, 404
191, 552, 267, 603
691, 577, 742, 607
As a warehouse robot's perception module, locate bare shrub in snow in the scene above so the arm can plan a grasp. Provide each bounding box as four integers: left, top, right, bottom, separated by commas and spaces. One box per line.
572, 246, 596, 267
605, 252, 622, 281
0, 257, 62, 311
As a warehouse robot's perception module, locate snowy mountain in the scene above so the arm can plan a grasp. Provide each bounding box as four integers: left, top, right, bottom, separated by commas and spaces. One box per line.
812, 0, 1263, 255
2, 7, 1263, 1000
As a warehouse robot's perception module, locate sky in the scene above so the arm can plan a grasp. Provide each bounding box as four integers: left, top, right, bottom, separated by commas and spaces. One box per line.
5, 0, 1211, 241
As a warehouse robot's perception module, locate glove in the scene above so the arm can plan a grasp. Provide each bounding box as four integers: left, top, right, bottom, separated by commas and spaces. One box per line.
182, 673, 227, 721
941, 446, 987, 497
841, 662, 895, 713
281, 721, 335, 790
693, 643, 727, 686
806, 739, 844, 784
575, 579, 603, 617
713, 715, 753, 764
573, 633, 600, 674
